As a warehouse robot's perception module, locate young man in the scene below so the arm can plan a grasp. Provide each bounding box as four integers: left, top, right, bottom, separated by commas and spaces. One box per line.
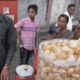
47, 14, 74, 39
15, 4, 40, 65
63, 4, 76, 31
0, 14, 17, 80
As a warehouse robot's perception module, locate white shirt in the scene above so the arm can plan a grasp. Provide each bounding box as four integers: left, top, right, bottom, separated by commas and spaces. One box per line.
63, 11, 73, 31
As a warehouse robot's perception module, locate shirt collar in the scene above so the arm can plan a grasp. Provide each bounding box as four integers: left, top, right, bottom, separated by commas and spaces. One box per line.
27, 17, 36, 22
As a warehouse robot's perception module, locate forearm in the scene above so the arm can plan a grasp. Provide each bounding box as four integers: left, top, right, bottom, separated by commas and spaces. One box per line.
17, 32, 21, 41
16, 28, 24, 44
5, 44, 16, 65
5, 16, 17, 66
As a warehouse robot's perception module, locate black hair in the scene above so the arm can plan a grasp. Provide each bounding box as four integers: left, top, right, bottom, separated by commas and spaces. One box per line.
68, 4, 76, 9
58, 14, 69, 24
28, 4, 38, 13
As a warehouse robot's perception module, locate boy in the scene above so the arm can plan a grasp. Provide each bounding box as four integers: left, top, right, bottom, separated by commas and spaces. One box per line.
15, 4, 40, 65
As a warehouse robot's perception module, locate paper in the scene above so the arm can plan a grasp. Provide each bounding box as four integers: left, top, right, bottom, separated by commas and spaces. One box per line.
3, 7, 9, 14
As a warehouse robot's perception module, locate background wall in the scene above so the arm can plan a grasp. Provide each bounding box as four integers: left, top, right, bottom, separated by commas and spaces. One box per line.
50, 0, 75, 23
18, 0, 80, 26
74, 0, 80, 21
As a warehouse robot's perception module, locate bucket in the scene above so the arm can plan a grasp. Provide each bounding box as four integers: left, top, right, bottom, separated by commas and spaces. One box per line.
15, 65, 34, 80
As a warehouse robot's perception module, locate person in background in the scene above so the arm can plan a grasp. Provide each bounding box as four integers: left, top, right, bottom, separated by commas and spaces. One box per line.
47, 14, 74, 39
73, 25, 80, 39
15, 4, 40, 65
63, 4, 76, 31
0, 14, 17, 80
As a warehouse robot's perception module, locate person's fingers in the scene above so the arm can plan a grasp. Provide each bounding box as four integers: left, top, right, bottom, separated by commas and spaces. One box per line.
1, 73, 8, 80
7, 74, 9, 80
4, 75, 6, 80
3, 74, 7, 80
3, 74, 6, 80
1, 73, 3, 80
4, 73, 9, 80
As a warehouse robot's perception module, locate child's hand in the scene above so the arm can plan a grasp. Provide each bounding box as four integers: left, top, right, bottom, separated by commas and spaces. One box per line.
20, 38, 23, 45
18, 35, 23, 45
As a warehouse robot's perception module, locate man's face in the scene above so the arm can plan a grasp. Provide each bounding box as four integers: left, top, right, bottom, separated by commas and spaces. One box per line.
28, 8, 36, 19
57, 17, 67, 28
68, 6, 76, 15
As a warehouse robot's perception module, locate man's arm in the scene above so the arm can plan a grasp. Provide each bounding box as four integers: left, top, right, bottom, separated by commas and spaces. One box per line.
1, 17, 17, 80
5, 18, 17, 66
15, 20, 23, 45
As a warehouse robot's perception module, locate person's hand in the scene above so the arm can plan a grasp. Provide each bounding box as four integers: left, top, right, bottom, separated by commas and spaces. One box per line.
20, 38, 23, 45
47, 34, 52, 39
18, 35, 23, 45
51, 33, 57, 38
1, 66, 9, 80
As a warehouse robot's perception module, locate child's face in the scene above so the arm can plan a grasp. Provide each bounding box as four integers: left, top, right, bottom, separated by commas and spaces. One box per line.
28, 8, 37, 19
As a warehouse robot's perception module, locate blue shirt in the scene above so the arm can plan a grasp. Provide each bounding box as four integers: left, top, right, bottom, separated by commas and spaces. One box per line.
48, 25, 74, 39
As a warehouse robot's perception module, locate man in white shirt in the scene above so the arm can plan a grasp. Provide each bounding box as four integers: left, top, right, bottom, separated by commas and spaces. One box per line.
63, 4, 76, 31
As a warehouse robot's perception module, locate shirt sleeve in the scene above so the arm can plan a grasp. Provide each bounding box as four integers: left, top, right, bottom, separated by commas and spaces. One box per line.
15, 19, 23, 29
5, 18, 17, 65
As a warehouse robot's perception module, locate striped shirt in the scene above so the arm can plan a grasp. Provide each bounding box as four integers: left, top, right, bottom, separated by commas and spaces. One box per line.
15, 17, 40, 50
